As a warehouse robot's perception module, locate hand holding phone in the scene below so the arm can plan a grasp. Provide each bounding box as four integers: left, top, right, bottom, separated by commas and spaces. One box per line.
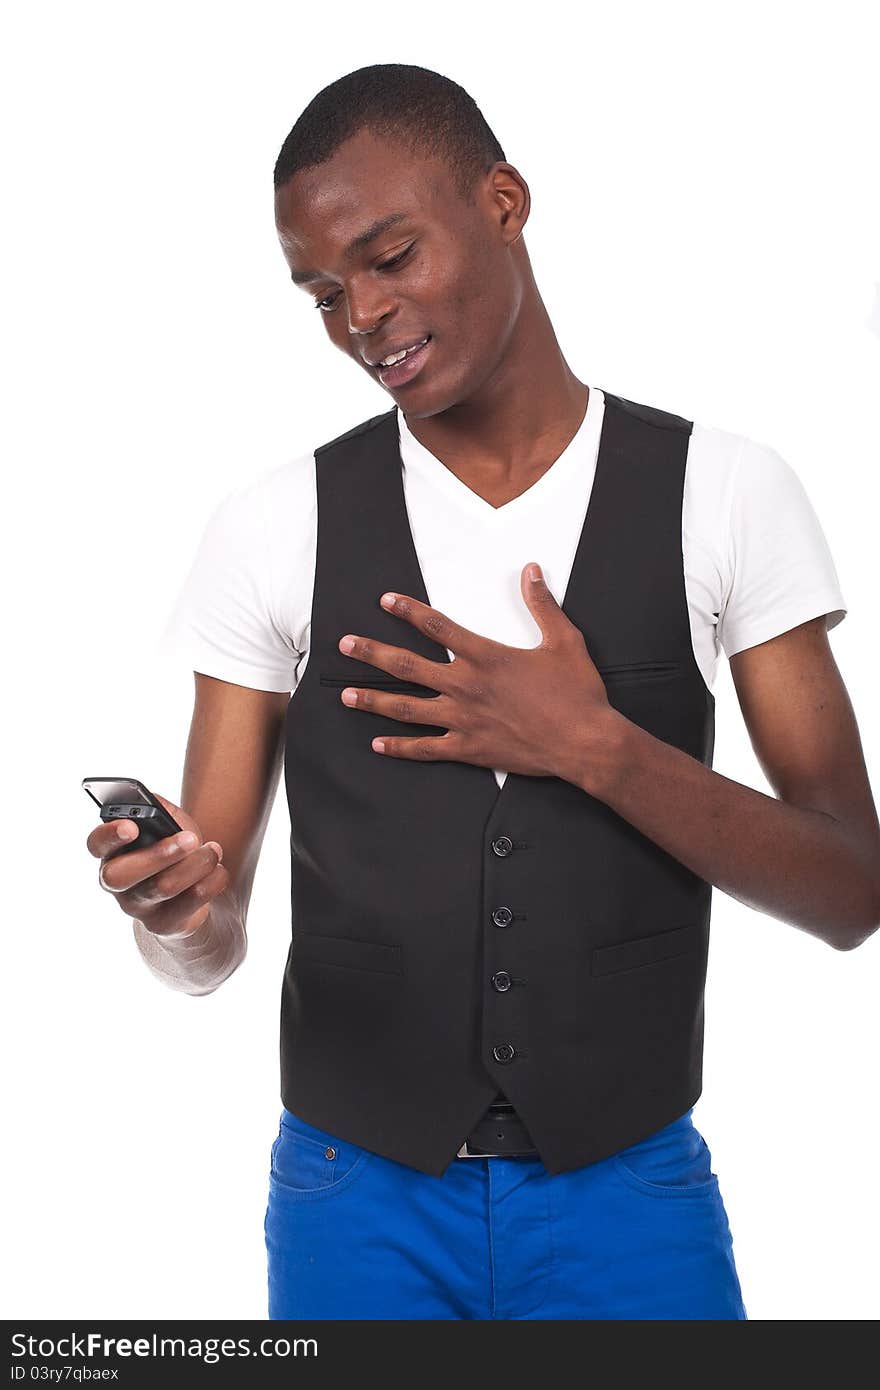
83, 777, 227, 940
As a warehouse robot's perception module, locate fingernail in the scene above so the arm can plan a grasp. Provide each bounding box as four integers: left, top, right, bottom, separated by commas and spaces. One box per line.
116, 822, 137, 841
372, 738, 386, 753
527, 563, 541, 582
339, 635, 356, 654
205, 841, 223, 861
176, 832, 198, 851
380, 593, 397, 608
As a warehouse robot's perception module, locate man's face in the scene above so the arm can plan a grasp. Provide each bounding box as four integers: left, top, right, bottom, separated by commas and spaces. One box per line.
274, 127, 524, 418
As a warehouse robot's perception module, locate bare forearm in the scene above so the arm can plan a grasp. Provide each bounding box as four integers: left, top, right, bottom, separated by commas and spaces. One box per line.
132, 890, 247, 995
569, 710, 880, 951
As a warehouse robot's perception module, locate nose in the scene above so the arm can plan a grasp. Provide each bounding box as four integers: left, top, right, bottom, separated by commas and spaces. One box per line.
346, 280, 394, 338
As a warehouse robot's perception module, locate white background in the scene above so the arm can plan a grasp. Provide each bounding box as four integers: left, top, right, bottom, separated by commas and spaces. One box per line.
3, 0, 878, 1321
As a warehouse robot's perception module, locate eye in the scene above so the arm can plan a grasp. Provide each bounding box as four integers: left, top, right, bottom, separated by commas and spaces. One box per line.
312, 243, 416, 313
376, 242, 415, 271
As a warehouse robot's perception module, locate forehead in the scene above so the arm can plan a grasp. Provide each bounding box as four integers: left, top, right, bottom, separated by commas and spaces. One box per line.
274, 127, 452, 260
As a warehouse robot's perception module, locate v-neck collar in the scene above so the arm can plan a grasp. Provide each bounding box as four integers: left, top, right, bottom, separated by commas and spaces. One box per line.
396, 388, 601, 520
375, 386, 613, 812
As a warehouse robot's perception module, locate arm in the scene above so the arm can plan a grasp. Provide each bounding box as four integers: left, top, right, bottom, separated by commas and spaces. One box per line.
575, 617, 880, 951
323, 571, 878, 950
133, 675, 290, 994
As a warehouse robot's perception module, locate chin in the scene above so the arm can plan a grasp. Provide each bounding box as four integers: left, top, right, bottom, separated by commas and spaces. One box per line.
390, 372, 476, 421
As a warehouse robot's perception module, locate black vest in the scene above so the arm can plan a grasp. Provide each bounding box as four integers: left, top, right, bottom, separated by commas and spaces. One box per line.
280, 391, 715, 1177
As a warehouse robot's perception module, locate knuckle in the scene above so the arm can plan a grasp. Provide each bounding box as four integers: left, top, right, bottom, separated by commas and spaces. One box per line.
117, 891, 145, 921
137, 878, 166, 907
391, 698, 411, 720
193, 864, 227, 903
424, 614, 446, 638
395, 651, 416, 679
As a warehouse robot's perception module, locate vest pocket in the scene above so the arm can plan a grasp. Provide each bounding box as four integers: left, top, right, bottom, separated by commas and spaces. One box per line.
591, 922, 703, 977
596, 660, 682, 685
320, 673, 440, 697
296, 930, 403, 976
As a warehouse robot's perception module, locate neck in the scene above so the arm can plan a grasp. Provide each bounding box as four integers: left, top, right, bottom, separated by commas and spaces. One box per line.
402, 283, 589, 485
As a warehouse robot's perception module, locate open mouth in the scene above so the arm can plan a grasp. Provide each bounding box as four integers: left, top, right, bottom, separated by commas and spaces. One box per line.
376, 335, 432, 387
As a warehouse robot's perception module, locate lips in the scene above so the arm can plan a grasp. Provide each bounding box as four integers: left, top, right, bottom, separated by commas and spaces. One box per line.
365, 334, 431, 369
375, 335, 433, 389
372, 330, 428, 364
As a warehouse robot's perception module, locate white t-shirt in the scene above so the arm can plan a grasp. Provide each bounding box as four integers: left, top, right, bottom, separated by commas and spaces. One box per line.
158, 387, 847, 786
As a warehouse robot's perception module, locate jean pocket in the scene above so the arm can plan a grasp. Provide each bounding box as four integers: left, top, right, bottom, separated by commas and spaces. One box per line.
269, 1109, 373, 1202
612, 1110, 720, 1197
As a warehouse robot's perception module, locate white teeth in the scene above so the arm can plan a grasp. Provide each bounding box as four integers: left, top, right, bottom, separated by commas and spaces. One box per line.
379, 337, 428, 368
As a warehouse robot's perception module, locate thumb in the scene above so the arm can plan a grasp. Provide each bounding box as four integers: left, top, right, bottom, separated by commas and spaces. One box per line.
521, 562, 567, 641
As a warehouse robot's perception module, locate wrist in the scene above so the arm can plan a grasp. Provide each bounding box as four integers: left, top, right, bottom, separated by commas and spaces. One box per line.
133, 894, 246, 994
557, 705, 635, 800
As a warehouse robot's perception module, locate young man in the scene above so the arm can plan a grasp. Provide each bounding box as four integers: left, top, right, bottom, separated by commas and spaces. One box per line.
88, 65, 879, 1320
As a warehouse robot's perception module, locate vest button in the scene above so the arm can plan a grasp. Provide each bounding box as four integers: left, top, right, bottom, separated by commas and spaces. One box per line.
492, 971, 512, 992
491, 835, 514, 857
324, 1147, 336, 1160
491, 906, 514, 928
492, 1042, 516, 1064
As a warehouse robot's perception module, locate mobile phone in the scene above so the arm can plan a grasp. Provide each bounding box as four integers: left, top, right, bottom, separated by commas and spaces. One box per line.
82, 776, 183, 853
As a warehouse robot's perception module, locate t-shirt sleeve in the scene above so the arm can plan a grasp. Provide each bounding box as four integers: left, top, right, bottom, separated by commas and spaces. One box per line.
717, 438, 847, 658
156, 462, 311, 693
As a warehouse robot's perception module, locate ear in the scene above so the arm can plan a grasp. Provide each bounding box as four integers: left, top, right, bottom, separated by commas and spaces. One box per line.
485, 162, 530, 246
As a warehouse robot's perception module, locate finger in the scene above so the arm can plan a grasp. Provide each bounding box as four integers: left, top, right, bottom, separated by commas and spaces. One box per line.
98, 829, 202, 894
376, 591, 486, 661
371, 733, 457, 761
520, 562, 570, 643
138, 863, 231, 940
87, 818, 141, 857
339, 686, 452, 725
113, 843, 224, 913
337, 631, 454, 690
125, 839, 225, 917
151, 791, 187, 821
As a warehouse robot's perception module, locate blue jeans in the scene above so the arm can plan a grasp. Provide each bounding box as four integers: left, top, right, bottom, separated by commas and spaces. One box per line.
264, 1104, 747, 1319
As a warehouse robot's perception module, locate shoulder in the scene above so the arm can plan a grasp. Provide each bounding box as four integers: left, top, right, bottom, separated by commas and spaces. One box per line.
194, 448, 317, 566
219, 446, 318, 521
314, 407, 397, 458
682, 419, 813, 531
686, 413, 812, 495
602, 391, 692, 434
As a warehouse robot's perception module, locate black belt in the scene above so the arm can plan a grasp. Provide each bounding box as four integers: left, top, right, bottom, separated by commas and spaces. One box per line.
456, 1099, 539, 1159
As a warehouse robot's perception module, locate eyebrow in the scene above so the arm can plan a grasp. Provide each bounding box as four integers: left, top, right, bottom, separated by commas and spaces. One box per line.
289, 211, 411, 286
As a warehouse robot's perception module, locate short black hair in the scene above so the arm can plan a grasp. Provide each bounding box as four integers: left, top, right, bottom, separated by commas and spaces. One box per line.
273, 64, 507, 203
